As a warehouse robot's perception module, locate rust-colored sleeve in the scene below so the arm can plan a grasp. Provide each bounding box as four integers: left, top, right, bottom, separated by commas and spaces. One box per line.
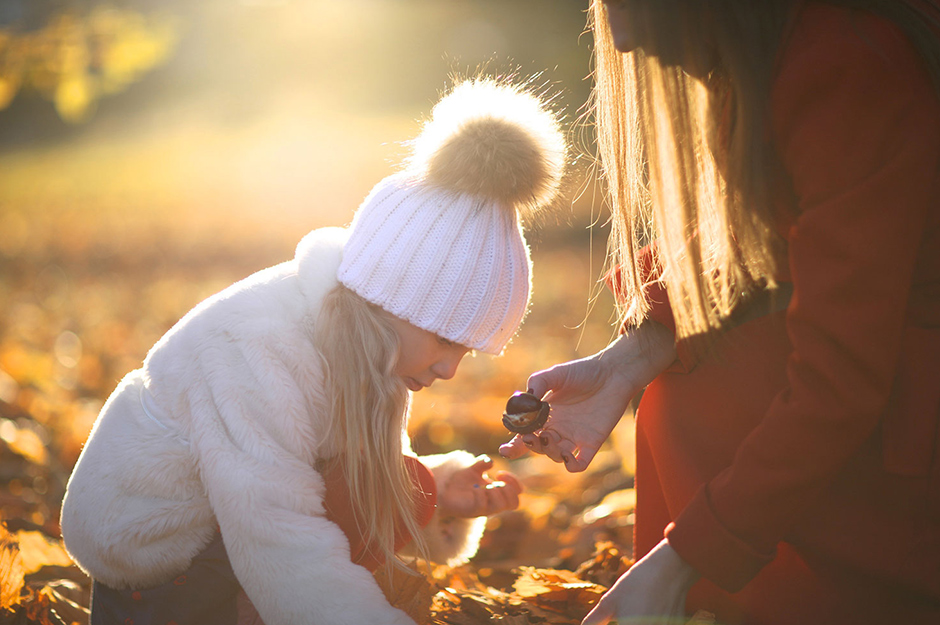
606, 245, 701, 371
322, 456, 437, 572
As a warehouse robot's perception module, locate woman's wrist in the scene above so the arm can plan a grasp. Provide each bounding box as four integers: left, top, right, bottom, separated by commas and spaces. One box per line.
605, 320, 677, 396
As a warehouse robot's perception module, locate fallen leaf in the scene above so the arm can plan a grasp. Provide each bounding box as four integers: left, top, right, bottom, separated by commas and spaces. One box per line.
513, 567, 605, 609
573, 541, 633, 588
0, 525, 25, 611
14, 532, 73, 575
0, 420, 48, 466
578, 489, 636, 526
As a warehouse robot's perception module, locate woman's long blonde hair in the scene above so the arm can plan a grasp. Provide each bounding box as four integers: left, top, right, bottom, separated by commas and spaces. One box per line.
590, 0, 940, 342
590, 0, 789, 342
314, 284, 427, 571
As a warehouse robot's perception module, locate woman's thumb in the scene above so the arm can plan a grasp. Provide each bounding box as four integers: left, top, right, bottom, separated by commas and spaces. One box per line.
526, 366, 565, 401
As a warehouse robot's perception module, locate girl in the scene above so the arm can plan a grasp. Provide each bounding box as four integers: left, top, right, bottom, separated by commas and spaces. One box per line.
61, 78, 566, 625
502, 1, 940, 624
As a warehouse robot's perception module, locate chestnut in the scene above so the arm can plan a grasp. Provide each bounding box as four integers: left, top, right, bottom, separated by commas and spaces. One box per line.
502, 391, 550, 434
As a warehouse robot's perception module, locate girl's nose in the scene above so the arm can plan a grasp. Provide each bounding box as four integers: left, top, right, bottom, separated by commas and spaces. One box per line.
432, 350, 465, 381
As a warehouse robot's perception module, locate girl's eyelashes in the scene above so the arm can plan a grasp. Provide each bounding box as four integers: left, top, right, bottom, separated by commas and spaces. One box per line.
437, 336, 457, 347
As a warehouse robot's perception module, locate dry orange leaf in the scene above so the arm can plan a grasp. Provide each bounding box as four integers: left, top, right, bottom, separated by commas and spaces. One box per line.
0, 525, 26, 611
573, 541, 633, 589
513, 567, 606, 607
14, 531, 74, 575
0, 419, 49, 466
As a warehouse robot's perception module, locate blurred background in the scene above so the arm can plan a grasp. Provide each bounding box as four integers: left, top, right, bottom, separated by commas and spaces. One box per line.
0, 0, 633, 583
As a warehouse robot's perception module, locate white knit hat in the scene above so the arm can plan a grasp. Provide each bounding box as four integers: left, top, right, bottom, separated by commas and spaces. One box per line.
338, 79, 566, 354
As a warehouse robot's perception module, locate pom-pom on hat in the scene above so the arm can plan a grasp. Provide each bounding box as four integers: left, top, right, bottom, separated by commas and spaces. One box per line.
338, 79, 566, 354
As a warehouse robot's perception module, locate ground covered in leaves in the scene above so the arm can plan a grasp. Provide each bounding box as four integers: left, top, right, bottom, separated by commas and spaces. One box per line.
2, 408, 645, 625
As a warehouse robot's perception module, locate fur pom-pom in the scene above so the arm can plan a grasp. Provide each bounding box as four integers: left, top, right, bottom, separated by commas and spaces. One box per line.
409, 79, 566, 212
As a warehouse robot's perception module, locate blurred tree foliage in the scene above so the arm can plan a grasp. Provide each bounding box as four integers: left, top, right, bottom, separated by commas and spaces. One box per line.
0, 2, 180, 123
0, 1, 592, 136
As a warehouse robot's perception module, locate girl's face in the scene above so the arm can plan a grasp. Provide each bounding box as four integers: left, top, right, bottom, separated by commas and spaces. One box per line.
386, 315, 471, 392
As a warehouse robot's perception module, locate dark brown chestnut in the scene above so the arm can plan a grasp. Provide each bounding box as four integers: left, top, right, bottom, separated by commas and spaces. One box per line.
502, 391, 550, 434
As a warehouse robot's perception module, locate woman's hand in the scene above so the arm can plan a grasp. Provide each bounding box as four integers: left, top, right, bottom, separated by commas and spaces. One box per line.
437, 455, 523, 518
500, 321, 676, 472
582, 539, 700, 625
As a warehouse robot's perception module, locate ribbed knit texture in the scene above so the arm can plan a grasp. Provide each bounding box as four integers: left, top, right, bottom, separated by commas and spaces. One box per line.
338, 173, 531, 355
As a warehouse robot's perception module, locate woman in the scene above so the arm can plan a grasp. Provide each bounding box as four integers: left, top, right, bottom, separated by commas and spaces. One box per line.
501, 1, 940, 623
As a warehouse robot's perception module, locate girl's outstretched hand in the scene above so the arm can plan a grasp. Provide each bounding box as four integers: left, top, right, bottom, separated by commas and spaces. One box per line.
438, 455, 522, 518
499, 321, 676, 472
581, 539, 700, 625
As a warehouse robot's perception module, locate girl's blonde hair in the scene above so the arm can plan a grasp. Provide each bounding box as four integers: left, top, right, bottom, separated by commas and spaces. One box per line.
314, 284, 427, 571
590, 0, 940, 343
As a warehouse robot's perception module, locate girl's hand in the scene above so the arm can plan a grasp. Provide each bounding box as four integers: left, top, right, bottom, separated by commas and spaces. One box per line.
438, 455, 522, 518
582, 539, 700, 625
500, 321, 676, 472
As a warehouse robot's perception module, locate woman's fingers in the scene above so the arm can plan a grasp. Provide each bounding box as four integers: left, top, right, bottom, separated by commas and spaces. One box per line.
501, 428, 592, 472
499, 435, 528, 459
556, 438, 585, 472
521, 432, 542, 449
536, 429, 567, 463
498, 431, 547, 459
539, 431, 593, 472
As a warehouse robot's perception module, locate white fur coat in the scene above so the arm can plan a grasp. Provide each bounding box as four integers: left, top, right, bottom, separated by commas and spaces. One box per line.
61, 227, 487, 625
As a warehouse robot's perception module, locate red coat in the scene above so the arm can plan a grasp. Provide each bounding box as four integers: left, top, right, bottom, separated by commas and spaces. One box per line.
631, 3, 940, 623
